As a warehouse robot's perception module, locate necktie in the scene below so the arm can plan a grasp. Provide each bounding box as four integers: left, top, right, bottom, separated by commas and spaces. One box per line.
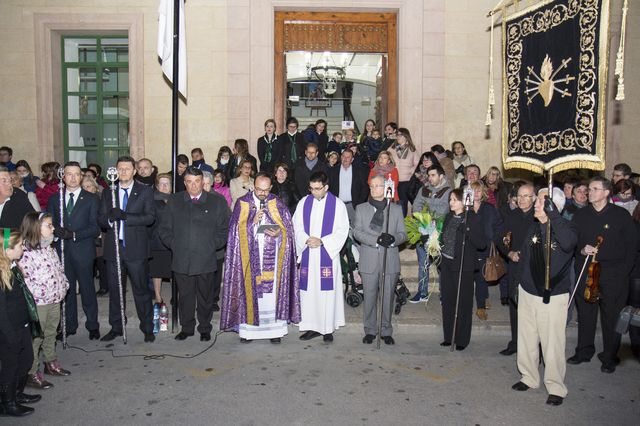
67, 192, 75, 214
120, 188, 129, 245
289, 134, 296, 162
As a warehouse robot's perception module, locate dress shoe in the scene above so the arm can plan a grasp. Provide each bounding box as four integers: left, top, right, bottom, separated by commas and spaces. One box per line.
89, 330, 100, 340
44, 361, 71, 376
455, 345, 466, 351
26, 372, 53, 390
55, 330, 76, 341
511, 381, 530, 391
323, 333, 333, 342
96, 288, 108, 296
200, 332, 211, 342
299, 330, 321, 340
597, 352, 620, 365
16, 376, 41, 404
270, 337, 281, 344
440, 341, 451, 347
500, 348, 517, 356
144, 333, 156, 343
100, 330, 123, 342
174, 331, 193, 341
600, 364, 616, 374
383, 336, 395, 345
362, 334, 376, 344
240, 338, 251, 343
567, 354, 590, 365
212, 303, 220, 312
501, 297, 509, 306
475, 308, 488, 321
546, 395, 564, 406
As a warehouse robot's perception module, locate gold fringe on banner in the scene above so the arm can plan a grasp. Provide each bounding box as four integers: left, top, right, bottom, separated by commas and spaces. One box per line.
615, 0, 628, 101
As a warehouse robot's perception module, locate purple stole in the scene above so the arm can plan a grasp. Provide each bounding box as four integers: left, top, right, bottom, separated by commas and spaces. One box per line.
299, 193, 336, 291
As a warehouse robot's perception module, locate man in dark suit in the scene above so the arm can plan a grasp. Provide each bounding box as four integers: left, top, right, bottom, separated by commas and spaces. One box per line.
160, 167, 230, 341
98, 156, 156, 343
0, 167, 35, 228
293, 143, 326, 199
328, 149, 369, 224
279, 117, 306, 168
47, 162, 101, 340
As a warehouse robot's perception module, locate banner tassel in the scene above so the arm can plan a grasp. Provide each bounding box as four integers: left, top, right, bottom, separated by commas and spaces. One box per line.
615, 0, 628, 101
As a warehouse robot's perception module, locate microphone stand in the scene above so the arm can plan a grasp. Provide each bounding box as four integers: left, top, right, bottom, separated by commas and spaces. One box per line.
107, 167, 127, 344
450, 190, 473, 351
57, 168, 67, 350
376, 188, 393, 349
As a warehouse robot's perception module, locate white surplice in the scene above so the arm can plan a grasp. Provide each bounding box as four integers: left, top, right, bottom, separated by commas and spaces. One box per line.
238, 195, 288, 340
293, 194, 349, 335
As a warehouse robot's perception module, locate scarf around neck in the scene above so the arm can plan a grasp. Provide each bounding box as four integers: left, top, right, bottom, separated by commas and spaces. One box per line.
368, 197, 387, 232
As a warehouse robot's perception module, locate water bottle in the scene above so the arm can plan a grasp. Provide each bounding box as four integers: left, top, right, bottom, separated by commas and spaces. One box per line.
153, 303, 160, 334
159, 303, 168, 332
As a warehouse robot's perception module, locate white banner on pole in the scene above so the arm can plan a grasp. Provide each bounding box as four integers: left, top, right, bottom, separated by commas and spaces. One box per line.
157, 0, 187, 97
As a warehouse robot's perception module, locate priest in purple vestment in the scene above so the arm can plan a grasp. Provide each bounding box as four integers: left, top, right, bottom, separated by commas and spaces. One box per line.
220, 172, 300, 343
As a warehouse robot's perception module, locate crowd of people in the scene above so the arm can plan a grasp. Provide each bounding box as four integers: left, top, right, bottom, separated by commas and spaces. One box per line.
1, 116, 639, 415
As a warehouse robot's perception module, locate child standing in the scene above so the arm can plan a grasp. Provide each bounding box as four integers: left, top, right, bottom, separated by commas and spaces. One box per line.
0, 228, 42, 417
18, 212, 70, 390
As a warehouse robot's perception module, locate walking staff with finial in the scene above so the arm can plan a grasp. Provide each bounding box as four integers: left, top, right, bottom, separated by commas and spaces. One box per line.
376, 179, 394, 349
106, 166, 127, 344
57, 167, 68, 349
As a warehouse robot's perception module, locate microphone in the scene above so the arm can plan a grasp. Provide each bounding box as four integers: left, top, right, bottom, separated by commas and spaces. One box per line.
260, 199, 265, 211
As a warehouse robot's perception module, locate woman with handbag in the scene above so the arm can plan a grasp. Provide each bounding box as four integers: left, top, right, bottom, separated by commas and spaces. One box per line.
469, 181, 504, 320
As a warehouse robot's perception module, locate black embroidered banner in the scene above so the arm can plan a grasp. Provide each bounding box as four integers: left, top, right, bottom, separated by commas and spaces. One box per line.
502, 0, 610, 172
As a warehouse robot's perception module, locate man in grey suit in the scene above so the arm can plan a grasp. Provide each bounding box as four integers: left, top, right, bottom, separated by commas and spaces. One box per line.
353, 174, 407, 345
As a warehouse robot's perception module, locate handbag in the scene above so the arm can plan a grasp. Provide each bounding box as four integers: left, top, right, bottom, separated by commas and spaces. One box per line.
482, 242, 506, 282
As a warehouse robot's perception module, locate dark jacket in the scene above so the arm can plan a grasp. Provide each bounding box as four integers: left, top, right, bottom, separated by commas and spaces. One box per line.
98, 181, 156, 262
279, 132, 306, 167
328, 164, 369, 207
497, 207, 536, 285
0, 189, 35, 229
441, 210, 486, 271
0, 272, 30, 346
474, 201, 504, 257
257, 134, 282, 173
47, 188, 100, 261
150, 193, 170, 251
482, 177, 512, 211
271, 179, 298, 214
302, 128, 329, 157
293, 158, 326, 199
159, 190, 230, 276
518, 210, 577, 296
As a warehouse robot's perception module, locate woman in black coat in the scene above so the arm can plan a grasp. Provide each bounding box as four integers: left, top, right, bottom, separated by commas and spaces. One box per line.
439, 189, 486, 350
228, 138, 258, 181
257, 119, 281, 173
149, 174, 173, 304
270, 163, 299, 214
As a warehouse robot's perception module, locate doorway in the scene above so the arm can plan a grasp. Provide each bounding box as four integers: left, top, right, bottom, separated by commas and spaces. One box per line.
274, 11, 397, 134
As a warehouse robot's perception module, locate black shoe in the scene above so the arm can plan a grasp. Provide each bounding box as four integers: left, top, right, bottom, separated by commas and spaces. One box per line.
383, 336, 395, 345
362, 334, 375, 344
546, 395, 564, 406
55, 330, 76, 341
500, 348, 517, 356
299, 331, 321, 341
600, 364, 616, 374
212, 304, 220, 312
96, 288, 108, 296
455, 345, 466, 351
270, 338, 281, 344
240, 338, 251, 343
16, 392, 41, 404
144, 333, 155, 343
597, 352, 620, 365
99, 330, 122, 342
501, 297, 509, 306
89, 330, 100, 340
174, 331, 193, 341
567, 354, 590, 365
512, 381, 530, 391
200, 333, 211, 342
440, 341, 451, 347
323, 333, 333, 342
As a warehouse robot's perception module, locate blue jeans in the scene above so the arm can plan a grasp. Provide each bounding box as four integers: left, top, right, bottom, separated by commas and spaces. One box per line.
416, 244, 430, 297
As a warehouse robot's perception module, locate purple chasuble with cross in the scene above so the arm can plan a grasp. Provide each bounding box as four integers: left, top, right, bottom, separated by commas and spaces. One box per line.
299, 192, 336, 291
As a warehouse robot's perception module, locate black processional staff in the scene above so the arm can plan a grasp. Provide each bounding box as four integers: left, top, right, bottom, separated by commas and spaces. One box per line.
106, 167, 128, 344
376, 175, 394, 349
450, 185, 474, 352
57, 167, 68, 350
542, 168, 554, 304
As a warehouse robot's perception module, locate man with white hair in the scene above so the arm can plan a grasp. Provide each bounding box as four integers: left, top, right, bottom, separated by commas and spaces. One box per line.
511, 187, 576, 406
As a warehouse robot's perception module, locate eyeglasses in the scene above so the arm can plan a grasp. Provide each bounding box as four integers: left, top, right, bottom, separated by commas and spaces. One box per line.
308, 186, 326, 192
254, 187, 271, 193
